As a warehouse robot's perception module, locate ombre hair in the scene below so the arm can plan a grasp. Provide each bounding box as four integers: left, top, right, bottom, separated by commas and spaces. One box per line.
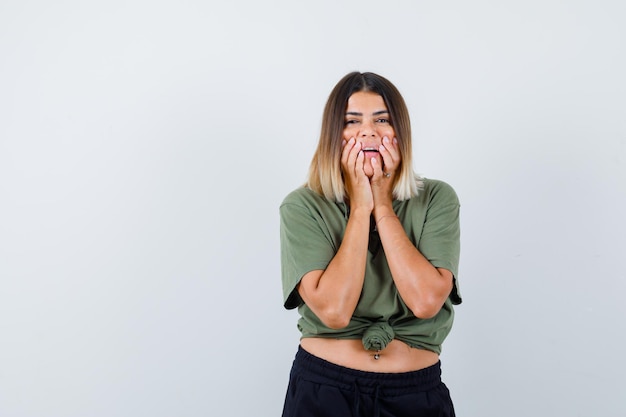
306, 71, 423, 202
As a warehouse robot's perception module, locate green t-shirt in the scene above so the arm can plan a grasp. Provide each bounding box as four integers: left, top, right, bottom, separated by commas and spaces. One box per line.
279, 178, 461, 354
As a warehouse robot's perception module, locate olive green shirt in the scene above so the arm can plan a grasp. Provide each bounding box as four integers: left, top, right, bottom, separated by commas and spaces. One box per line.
280, 178, 461, 354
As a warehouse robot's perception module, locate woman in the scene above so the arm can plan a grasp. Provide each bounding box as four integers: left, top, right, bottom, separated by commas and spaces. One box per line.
280, 71, 462, 417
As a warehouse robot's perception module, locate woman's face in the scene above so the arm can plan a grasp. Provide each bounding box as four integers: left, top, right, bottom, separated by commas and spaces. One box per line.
343, 91, 396, 177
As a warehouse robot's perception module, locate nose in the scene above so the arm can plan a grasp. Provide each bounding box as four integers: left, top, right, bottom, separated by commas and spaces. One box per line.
360, 120, 377, 138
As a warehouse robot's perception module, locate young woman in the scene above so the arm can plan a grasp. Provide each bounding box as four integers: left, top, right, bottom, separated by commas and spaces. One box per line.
280, 71, 462, 417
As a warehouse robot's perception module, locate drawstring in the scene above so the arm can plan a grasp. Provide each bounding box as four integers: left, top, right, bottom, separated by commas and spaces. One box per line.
373, 385, 380, 417
353, 381, 381, 417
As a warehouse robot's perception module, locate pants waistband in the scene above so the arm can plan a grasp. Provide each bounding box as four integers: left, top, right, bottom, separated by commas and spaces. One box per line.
293, 345, 442, 395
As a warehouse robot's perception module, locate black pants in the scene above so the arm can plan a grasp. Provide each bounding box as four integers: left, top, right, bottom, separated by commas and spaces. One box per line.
281, 346, 456, 417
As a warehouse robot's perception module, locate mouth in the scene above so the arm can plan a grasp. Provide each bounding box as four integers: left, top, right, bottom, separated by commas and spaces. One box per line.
362, 147, 380, 154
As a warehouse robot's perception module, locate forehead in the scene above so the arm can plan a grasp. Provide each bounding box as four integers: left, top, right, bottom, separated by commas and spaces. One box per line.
346, 91, 387, 111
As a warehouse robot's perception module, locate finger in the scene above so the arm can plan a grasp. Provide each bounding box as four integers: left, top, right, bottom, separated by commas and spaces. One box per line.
341, 137, 356, 170
370, 156, 384, 180
391, 137, 401, 159
380, 136, 400, 161
355, 147, 366, 177
379, 136, 400, 173
348, 141, 363, 175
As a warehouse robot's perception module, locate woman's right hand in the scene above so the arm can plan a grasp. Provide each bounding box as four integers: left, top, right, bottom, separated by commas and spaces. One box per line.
341, 138, 374, 212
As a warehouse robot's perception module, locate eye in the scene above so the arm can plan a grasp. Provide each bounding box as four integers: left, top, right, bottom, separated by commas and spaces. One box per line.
376, 118, 390, 124
344, 119, 359, 125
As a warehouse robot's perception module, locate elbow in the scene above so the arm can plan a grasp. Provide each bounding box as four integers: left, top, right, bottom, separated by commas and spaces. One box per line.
410, 305, 440, 320
408, 297, 446, 320
325, 319, 351, 330
318, 308, 352, 329
409, 274, 454, 319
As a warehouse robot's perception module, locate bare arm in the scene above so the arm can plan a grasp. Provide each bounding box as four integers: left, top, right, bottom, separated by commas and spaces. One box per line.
371, 137, 453, 319
374, 208, 453, 319
298, 139, 373, 329
298, 207, 370, 329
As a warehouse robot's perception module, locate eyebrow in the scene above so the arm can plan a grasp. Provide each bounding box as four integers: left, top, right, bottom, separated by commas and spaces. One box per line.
345, 110, 389, 116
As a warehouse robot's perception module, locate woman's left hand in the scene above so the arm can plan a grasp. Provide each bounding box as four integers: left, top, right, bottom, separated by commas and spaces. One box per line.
370, 136, 401, 207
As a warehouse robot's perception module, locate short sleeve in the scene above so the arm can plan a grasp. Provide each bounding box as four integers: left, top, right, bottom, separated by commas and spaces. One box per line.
279, 193, 338, 309
418, 180, 462, 304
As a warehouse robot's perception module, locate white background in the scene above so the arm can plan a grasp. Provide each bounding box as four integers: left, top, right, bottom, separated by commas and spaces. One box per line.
1, 1, 625, 416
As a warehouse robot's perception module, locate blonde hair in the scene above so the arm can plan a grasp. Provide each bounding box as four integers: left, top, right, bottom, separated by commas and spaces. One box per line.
307, 72, 422, 202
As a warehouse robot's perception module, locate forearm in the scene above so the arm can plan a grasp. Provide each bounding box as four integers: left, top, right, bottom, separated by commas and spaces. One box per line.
298, 207, 371, 328
374, 208, 453, 319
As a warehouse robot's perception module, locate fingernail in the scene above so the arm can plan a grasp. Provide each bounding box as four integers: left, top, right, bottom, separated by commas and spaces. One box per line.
383, 136, 390, 143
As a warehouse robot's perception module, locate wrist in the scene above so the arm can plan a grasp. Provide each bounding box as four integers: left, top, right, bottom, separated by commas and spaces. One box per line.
350, 206, 373, 220
375, 214, 398, 228
373, 205, 394, 219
